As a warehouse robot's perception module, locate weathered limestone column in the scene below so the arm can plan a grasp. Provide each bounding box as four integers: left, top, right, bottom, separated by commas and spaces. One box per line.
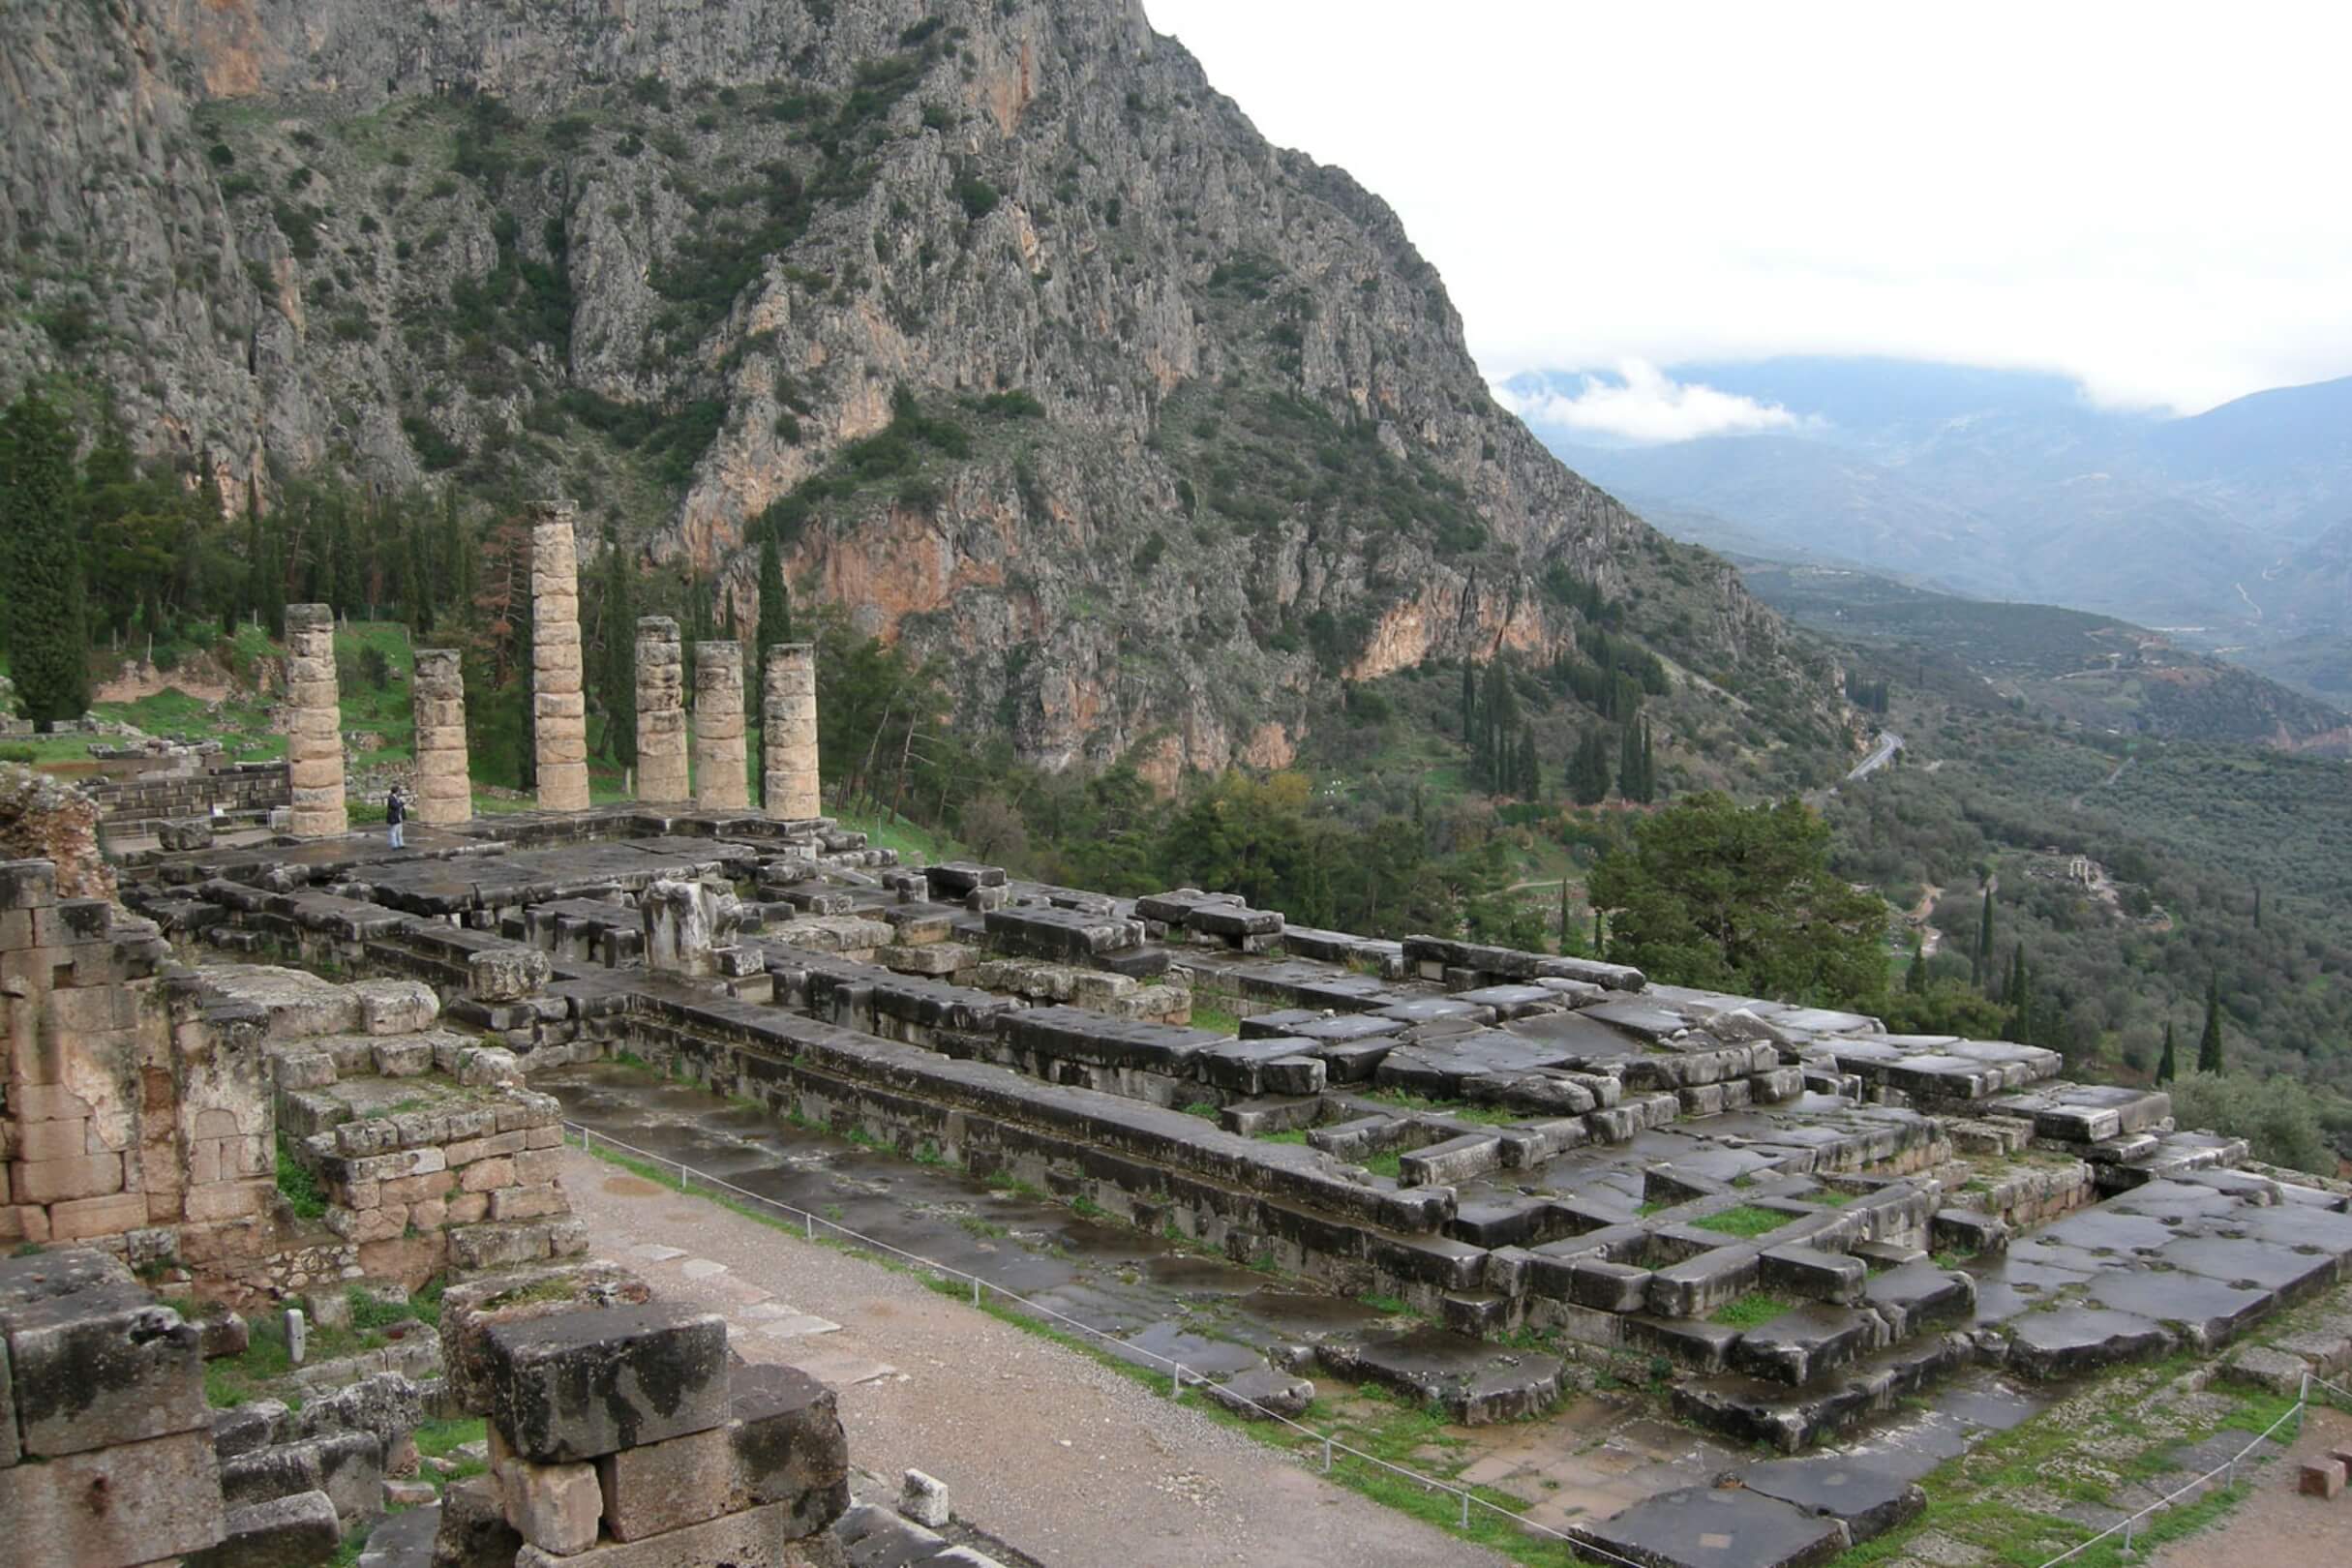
641, 877, 741, 978
530, 505, 590, 811
763, 643, 820, 820
692, 641, 749, 810
634, 617, 689, 804
409, 648, 472, 827
284, 603, 347, 838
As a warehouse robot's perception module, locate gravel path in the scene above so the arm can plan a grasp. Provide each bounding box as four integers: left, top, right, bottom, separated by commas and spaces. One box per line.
2145, 1404, 2352, 1568
560, 1151, 1516, 1568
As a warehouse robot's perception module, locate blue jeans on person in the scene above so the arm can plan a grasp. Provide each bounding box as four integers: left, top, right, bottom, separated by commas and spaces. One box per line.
389, 820, 405, 848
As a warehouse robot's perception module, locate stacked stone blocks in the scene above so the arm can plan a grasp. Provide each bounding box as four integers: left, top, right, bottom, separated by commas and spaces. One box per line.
531, 506, 591, 812
0, 1248, 228, 1566
693, 639, 750, 810
437, 1260, 849, 1566
634, 617, 689, 804
0, 859, 261, 1251
764, 641, 821, 820
284, 603, 347, 837
410, 647, 473, 827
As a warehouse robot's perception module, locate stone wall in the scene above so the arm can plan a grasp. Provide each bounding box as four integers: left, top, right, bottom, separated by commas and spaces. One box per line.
0, 1248, 232, 1567
86, 761, 289, 829
0, 762, 116, 899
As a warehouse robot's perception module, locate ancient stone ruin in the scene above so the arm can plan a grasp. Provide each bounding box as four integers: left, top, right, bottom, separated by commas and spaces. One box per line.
529, 506, 589, 814
631, 617, 688, 806
409, 648, 472, 829
764, 641, 820, 821
285, 604, 347, 839
12, 630, 2352, 1568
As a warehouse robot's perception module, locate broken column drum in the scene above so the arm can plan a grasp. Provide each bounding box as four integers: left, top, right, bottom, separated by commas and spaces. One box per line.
530, 506, 590, 812
634, 618, 688, 805
763, 643, 819, 821
642, 877, 741, 978
284, 603, 347, 839
409, 648, 471, 827
693, 641, 749, 811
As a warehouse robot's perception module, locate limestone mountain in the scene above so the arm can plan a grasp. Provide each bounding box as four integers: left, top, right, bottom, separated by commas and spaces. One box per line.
0, 0, 1841, 780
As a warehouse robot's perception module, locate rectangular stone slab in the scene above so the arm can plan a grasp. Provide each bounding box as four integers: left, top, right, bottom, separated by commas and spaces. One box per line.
481, 1300, 731, 1462
0, 1280, 205, 1458
0, 1426, 227, 1566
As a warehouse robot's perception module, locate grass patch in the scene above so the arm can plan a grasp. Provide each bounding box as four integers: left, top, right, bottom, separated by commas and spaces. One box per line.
204, 1311, 393, 1407
1690, 1204, 1791, 1238
275, 1132, 327, 1220
1256, 1129, 1310, 1144
1708, 1291, 1798, 1329
1189, 1003, 1242, 1036
1363, 1150, 1403, 1180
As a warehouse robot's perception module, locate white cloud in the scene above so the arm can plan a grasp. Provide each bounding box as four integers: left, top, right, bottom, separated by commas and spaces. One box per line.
1144, 1, 2352, 415
1497, 362, 1802, 443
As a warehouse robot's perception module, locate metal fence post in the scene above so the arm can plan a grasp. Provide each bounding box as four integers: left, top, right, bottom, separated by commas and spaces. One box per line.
1322, 1436, 1333, 1473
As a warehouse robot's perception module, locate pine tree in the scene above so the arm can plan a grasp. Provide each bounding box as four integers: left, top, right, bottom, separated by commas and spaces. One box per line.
2156, 1020, 2177, 1084
596, 530, 636, 763
0, 393, 91, 725
2197, 973, 2225, 1074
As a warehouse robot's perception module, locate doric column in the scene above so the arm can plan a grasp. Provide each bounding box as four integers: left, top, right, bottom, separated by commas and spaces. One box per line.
284, 603, 347, 838
692, 641, 748, 810
762, 642, 820, 821
409, 648, 471, 827
634, 617, 689, 804
530, 505, 589, 812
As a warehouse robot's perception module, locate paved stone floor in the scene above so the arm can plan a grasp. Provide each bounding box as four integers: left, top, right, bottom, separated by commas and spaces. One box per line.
559, 1149, 1519, 1568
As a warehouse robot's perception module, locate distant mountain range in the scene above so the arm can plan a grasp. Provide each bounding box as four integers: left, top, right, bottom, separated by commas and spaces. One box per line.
1503, 358, 2352, 701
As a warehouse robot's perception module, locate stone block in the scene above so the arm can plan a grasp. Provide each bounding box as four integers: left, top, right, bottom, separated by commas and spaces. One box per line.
472, 947, 553, 1003
514, 1498, 824, 1568
0, 1280, 204, 1457
900, 1468, 950, 1528
490, 1182, 568, 1221
185, 1489, 341, 1568
2300, 1458, 2346, 1497
594, 1418, 734, 1541
12, 1152, 125, 1204
480, 1299, 731, 1462
494, 1425, 603, 1554
0, 1426, 227, 1566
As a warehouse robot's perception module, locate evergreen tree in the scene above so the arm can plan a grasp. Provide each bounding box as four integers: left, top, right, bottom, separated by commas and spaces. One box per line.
1617, 721, 1641, 800
1905, 933, 1927, 993
1516, 724, 1539, 799
1975, 880, 1996, 989
1568, 727, 1612, 805
1558, 876, 1571, 953
1460, 662, 1476, 741
409, 517, 436, 635
258, 525, 286, 641
2197, 973, 2225, 1074
2156, 1020, 2177, 1084
1641, 720, 1655, 802
2006, 943, 2032, 1040
243, 481, 266, 623
757, 534, 790, 662
2253, 885, 2263, 931
0, 393, 91, 725
596, 530, 636, 763
331, 502, 362, 616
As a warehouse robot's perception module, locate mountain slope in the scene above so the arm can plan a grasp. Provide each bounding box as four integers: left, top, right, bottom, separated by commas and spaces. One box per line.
0, 0, 1840, 782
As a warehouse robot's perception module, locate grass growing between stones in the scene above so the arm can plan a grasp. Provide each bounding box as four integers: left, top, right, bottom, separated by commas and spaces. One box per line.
413, 1415, 490, 1494
1708, 1291, 1799, 1329
1689, 1203, 1790, 1237
202, 1311, 398, 1408
1189, 1003, 1243, 1036
1828, 1351, 2309, 1567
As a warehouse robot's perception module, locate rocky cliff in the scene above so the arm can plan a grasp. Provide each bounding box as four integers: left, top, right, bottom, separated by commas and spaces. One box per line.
0, 0, 1844, 779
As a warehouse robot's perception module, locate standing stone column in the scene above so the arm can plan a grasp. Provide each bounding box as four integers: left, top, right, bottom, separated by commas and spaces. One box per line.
409, 648, 472, 827
530, 505, 590, 812
284, 603, 347, 838
763, 643, 820, 821
692, 641, 749, 810
634, 618, 689, 804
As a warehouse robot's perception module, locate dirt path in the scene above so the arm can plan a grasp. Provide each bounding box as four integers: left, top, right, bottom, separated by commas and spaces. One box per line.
2144, 1404, 2352, 1567
558, 1150, 1515, 1568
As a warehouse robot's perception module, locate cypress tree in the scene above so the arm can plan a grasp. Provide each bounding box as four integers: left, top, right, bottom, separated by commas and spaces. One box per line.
2156, 1020, 2177, 1084
0, 393, 91, 725
2197, 973, 2225, 1074
2253, 885, 2262, 931
597, 530, 635, 763
1905, 934, 1927, 993
1460, 663, 1476, 741
2007, 943, 2031, 1039
259, 524, 286, 641
1975, 881, 1996, 989
1558, 877, 1571, 952
332, 503, 362, 616
757, 534, 790, 662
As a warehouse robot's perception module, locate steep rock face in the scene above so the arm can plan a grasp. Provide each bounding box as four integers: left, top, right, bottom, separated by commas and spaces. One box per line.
0, 0, 1843, 775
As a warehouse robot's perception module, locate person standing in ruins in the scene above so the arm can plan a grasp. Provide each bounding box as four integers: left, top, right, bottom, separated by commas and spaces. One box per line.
385, 784, 407, 849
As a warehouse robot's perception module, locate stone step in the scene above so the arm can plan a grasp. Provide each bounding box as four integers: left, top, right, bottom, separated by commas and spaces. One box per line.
1673, 1332, 1978, 1452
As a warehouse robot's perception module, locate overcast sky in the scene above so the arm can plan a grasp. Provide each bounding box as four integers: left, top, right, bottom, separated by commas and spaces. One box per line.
1142, 1, 2352, 435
